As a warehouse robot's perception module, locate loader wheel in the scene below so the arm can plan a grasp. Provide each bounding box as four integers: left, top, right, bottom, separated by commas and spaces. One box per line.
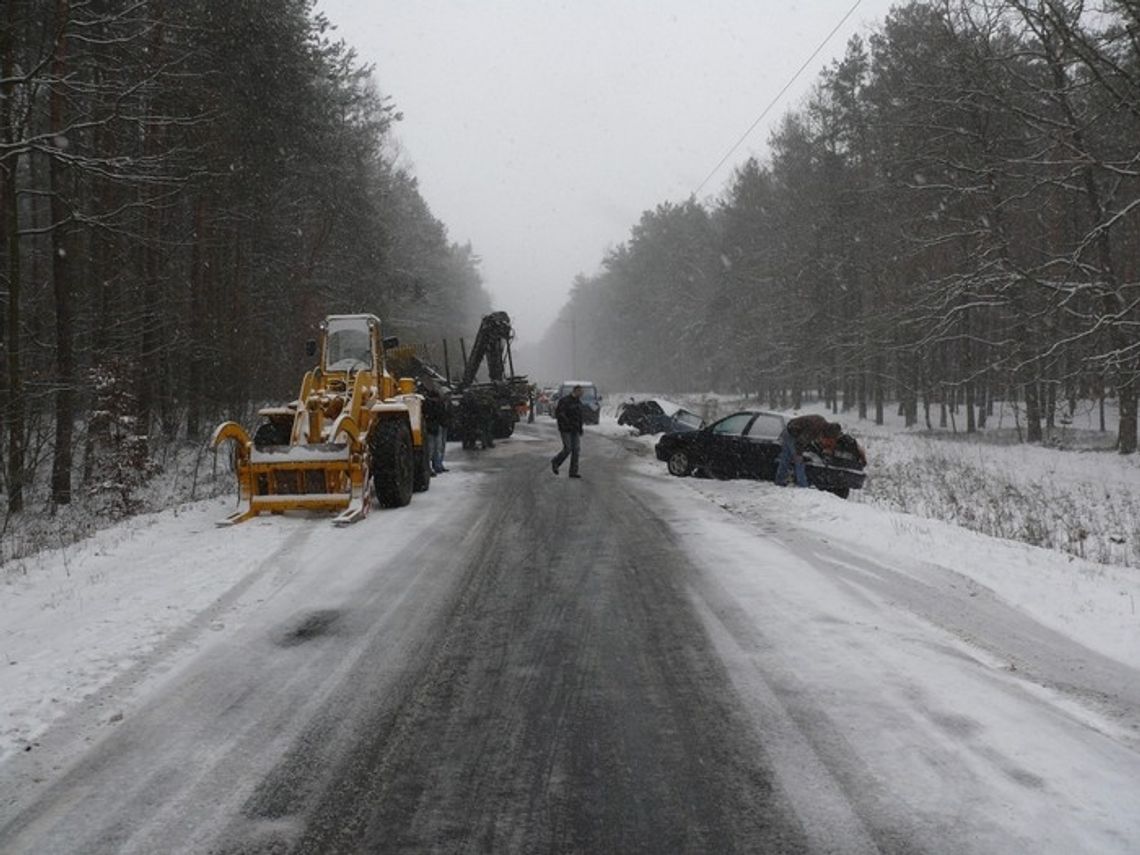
413, 441, 431, 493
370, 420, 414, 508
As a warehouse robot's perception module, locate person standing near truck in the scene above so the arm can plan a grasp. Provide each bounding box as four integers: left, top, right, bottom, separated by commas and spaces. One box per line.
422, 384, 450, 474
551, 385, 585, 478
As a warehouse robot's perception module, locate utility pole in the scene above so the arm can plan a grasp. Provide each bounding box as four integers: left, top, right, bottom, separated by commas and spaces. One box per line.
570, 318, 577, 377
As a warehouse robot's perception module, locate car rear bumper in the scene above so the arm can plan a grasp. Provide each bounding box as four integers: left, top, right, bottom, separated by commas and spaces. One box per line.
805, 461, 866, 491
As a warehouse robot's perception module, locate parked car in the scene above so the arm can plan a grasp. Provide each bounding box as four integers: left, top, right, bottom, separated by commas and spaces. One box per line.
555, 381, 601, 424
654, 410, 866, 497
617, 398, 704, 435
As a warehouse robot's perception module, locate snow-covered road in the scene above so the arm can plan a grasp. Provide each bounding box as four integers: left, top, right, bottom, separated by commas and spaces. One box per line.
1, 420, 1138, 853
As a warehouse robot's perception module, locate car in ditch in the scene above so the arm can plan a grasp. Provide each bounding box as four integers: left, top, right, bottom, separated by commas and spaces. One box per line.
617, 398, 705, 435
654, 409, 866, 497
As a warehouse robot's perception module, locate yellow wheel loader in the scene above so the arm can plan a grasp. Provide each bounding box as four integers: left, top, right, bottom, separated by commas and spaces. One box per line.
210, 314, 430, 526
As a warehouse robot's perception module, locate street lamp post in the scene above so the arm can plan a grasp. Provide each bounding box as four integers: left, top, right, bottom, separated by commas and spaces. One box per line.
570, 318, 577, 378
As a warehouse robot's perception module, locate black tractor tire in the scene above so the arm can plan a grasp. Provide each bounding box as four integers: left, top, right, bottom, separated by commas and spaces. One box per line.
667, 450, 693, 477
371, 420, 414, 508
413, 440, 431, 493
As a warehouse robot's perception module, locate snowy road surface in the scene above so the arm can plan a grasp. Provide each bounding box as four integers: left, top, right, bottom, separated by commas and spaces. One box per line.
1, 421, 1139, 853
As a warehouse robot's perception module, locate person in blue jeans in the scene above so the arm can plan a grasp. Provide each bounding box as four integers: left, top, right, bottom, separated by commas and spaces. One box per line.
775, 414, 841, 487
551, 386, 585, 478
421, 385, 451, 473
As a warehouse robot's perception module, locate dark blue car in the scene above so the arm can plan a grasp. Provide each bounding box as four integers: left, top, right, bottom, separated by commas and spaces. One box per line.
654, 410, 866, 498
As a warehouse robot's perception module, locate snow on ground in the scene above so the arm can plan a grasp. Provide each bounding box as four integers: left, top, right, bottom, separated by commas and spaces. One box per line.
3, 402, 1139, 784
0, 467, 482, 763
593, 404, 1140, 670
589, 404, 1140, 852
642, 480, 1140, 854
603, 394, 1140, 566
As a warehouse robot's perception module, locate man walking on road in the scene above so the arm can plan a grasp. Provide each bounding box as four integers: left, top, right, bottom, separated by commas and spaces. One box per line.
551, 385, 585, 478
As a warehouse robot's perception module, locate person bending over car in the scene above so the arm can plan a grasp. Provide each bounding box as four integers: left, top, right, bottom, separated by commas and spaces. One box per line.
775, 414, 843, 487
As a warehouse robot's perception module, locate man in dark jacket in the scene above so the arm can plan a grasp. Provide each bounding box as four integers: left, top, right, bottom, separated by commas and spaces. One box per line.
551, 385, 585, 478
774, 414, 841, 487
422, 385, 450, 474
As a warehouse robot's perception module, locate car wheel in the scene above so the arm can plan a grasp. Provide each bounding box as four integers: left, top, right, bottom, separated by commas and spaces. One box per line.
667, 450, 693, 477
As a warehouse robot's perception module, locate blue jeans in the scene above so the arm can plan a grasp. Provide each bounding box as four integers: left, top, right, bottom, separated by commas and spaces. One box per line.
552, 431, 581, 475
774, 429, 807, 487
428, 427, 447, 472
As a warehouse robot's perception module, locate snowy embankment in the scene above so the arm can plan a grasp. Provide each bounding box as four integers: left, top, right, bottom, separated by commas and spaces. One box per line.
597, 397, 1140, 671
607, 393, 1140, 568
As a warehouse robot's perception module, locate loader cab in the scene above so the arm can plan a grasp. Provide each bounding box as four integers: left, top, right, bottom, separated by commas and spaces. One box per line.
322, 314, 382, 375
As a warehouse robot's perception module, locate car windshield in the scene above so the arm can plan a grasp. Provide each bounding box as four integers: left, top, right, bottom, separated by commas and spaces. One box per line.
325, 319, 372, 372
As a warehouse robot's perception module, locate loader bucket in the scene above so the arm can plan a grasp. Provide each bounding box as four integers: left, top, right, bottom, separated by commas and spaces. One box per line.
210, 419, 371, 526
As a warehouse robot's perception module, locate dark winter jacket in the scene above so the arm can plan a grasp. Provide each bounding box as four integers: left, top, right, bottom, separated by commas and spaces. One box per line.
555, 395, 584, 435
785, 414, 831, 451
422, 391, 451, 433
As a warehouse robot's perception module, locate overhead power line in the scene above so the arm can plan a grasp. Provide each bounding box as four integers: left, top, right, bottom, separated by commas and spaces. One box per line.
693, 0, 864, 196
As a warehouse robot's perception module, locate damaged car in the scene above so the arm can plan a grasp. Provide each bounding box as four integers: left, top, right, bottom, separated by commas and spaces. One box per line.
654, 409, 867, 498
617, 398, 705, 435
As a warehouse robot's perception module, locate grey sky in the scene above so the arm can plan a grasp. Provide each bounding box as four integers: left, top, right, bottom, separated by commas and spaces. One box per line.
317, 1, 899, 344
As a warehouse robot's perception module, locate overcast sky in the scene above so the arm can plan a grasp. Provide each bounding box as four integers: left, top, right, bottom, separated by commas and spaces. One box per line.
317, 1, 899, 344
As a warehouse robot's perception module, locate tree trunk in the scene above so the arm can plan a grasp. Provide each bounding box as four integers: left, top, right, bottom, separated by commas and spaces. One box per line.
1119, 384, 1138, 454
2, 157, 22, 513
1025, 380, 1042, 443
873, 352, 884, 425
186, 196, 207, 439
1, 6, 22, 512
50, 0, 74, 506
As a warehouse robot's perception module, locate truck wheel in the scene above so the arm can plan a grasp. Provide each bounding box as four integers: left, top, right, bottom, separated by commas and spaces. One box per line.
667, 450, 693, 477
413, 440, 431, 493
371, 421, 414, 508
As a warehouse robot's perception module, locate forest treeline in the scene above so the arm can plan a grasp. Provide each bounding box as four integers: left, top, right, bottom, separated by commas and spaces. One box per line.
1, 0, 490, 514
550, 0, 1139, 453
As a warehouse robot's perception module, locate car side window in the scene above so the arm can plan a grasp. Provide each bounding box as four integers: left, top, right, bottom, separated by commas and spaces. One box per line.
711, 413, 752, 436
746, 414, 784, 440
